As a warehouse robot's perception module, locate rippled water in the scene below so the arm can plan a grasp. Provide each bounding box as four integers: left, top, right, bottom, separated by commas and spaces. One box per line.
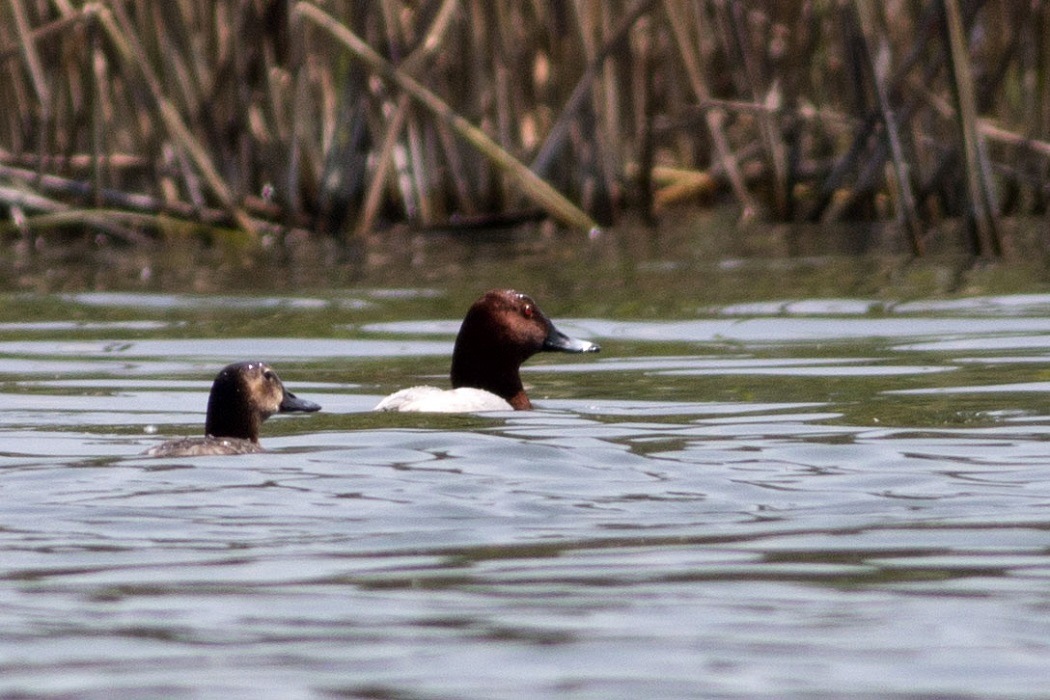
2, 287, 1050, 699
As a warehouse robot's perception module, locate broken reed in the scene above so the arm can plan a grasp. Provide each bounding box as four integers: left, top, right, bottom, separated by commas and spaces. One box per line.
0, 0, 1048, 256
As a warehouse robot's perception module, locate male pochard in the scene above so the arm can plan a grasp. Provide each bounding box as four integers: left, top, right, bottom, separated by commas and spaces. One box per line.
375, 289, 600, 412
145, 361, 321, 457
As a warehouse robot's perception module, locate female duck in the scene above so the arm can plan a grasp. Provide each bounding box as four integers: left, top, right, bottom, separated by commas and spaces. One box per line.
145, 361, 321, 457
375, 289, 600, 412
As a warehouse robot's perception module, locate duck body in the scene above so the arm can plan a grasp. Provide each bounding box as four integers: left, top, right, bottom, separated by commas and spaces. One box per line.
375, 289, 599, 413
374, 386, 513, 413
144, 436, 264, 457
145, 361, 321, 457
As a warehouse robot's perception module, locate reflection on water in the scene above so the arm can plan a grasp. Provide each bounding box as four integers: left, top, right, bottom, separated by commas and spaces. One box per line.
2, 286, 1050, 698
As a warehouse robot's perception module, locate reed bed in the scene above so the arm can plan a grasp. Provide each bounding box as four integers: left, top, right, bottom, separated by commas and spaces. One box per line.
0, 0, 1048, 256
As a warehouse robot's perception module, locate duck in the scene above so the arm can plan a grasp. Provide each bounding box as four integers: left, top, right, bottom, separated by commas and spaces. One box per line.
375, 289, 600, 412
144, 361, 321, 457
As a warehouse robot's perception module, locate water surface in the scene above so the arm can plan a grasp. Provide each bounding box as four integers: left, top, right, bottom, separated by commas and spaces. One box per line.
2, 234, 1050, 698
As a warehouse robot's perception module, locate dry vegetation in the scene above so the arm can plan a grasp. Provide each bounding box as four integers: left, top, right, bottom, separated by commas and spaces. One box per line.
1, 1, 1048, 255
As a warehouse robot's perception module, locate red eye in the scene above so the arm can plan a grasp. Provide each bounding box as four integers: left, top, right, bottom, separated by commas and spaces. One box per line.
522, 304, 534, 319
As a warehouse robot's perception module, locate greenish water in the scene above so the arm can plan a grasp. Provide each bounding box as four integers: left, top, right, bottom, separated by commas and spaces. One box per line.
8, 211, 1050, 311
2, 217, 1050, 698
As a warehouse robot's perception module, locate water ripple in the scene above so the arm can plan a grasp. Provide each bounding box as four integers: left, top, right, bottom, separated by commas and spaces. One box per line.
2, 295, 1050, 698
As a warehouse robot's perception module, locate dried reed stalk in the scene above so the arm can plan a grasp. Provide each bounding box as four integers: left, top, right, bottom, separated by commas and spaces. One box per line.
853, 2, 924, 254
942, 0, 1000, 255
295, 1, 600, 232
1, 1, 1049, 255
94, 4, 256, 234
662, 0, 757, 220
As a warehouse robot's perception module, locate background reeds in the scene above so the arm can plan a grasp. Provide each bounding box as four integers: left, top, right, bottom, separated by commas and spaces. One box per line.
0, 0, 1048, 256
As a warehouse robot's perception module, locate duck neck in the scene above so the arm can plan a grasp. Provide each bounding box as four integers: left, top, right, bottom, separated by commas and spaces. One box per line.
506, 390, 533, 410
205, 395, 261, 443
450, 346, 529, 409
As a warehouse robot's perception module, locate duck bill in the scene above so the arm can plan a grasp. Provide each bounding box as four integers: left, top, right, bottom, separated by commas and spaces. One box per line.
279, 391, 322, 413
543, 325, 600, 354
